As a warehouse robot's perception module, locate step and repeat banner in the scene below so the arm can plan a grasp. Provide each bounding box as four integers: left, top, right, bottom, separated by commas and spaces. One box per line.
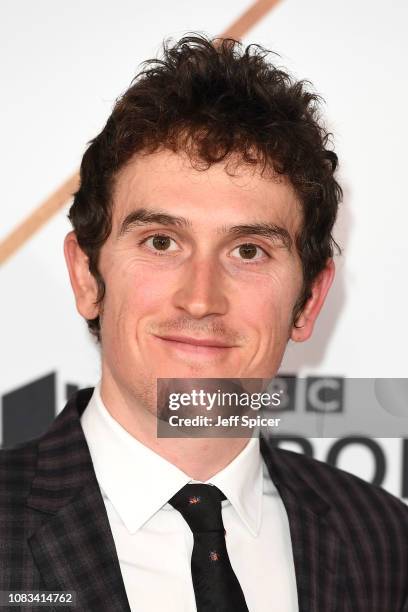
1, 0, 407, 501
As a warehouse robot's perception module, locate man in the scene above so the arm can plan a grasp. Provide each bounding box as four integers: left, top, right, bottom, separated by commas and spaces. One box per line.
1, 34, 407, 612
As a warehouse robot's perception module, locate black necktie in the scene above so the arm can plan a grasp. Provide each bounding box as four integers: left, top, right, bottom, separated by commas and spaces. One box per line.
169, 483, 249, 612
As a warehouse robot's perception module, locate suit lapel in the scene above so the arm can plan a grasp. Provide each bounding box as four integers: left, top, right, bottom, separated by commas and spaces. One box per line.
260, 436, 348, 612
26, 388, 130, 612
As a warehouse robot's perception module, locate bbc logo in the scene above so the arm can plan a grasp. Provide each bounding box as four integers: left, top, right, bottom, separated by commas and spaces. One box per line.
267, 376, 344, 414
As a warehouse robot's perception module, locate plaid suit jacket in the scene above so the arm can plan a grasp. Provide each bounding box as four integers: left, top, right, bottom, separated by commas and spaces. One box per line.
1, 387, 408, 612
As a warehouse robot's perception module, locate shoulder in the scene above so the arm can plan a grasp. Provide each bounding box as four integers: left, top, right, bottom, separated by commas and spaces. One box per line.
268, 442, 408, 530
267, 445, 408, 607
0, 438, 40, 501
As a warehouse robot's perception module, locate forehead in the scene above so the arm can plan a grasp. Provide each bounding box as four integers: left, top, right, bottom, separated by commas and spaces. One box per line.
111, 149, 302, 235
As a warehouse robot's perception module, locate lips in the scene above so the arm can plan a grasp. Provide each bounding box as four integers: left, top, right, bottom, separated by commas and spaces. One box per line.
153, 334, 236, 358
155, 334, 234, 348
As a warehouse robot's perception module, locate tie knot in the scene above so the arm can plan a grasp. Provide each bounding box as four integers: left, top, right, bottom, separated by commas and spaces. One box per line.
169, 484, 226, 533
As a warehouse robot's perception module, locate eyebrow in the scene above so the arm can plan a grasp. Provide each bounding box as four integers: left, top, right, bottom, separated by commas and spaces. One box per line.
218, 223, 293, 251
118, 208, 192, 236
117, 207, 293, 251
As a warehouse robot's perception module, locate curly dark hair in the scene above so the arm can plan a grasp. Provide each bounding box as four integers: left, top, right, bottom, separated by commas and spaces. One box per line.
68, 34, 342, 343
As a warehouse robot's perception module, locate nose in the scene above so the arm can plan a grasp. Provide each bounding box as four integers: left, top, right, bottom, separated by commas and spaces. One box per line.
171, 255, 229, 319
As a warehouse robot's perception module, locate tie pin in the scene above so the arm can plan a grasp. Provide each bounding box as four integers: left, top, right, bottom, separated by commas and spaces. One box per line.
188, 496, 201, 504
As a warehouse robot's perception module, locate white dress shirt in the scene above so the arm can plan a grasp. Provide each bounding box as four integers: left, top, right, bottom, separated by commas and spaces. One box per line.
80, 382, 298, 612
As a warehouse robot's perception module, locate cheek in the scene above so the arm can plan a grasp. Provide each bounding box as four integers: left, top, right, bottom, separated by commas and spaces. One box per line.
102, 263, 174, 331
237, 270, 300, 330
128, 270, 168, 311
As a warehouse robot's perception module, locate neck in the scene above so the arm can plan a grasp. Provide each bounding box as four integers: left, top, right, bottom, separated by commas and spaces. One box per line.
99, 375, 249, 481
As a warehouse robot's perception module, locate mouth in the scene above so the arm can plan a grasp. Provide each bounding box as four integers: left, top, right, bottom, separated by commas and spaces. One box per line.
153, 334, 236, 357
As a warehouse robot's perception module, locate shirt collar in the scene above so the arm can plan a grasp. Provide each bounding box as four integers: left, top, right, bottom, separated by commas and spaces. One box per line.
80, 382, 263, 537
207, 434, 263, 537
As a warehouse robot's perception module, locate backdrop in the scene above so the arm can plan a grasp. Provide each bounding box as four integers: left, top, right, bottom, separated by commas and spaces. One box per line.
1, 0, 407, 501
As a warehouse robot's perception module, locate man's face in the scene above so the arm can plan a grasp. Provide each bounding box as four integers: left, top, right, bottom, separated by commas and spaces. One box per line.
89, 149, 305, 408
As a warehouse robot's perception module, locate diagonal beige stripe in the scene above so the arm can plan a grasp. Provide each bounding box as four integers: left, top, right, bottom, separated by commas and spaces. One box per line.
0, 173, 80, 265
219, 0, 281, 40
0, 0, 281, 266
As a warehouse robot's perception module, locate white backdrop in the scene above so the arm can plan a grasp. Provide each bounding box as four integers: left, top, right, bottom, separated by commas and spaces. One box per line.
1, 0, 407, 499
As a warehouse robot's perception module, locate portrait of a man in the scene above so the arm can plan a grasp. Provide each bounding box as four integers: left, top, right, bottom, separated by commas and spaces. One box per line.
1, 34, 407, 612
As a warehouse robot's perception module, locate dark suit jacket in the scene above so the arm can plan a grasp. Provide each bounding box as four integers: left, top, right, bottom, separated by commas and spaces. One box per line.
1, 387, 408, 612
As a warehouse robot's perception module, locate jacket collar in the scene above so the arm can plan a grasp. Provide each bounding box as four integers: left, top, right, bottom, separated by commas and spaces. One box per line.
260, 435, 351, 611
27, 387, 95, 514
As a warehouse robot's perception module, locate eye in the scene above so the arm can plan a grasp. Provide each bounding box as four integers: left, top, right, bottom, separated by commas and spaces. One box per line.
230, 243, 269, 263
140, 233, 178, 253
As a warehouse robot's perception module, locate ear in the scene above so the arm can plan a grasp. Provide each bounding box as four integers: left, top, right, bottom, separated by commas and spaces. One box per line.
290, 259, 335, 342
63, 231, 100, 320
